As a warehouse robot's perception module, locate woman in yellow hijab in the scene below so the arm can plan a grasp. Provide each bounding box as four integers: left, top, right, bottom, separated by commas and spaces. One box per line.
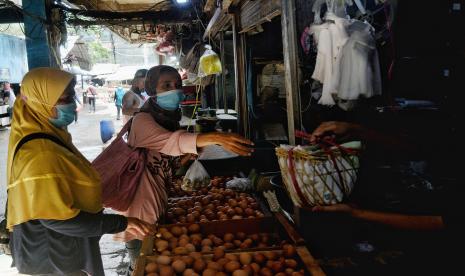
7, 68, 155, 276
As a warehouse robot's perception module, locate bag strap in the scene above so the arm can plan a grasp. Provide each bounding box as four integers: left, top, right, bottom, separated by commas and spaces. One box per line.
13, 133, 73, 160
117, 117, 133, 139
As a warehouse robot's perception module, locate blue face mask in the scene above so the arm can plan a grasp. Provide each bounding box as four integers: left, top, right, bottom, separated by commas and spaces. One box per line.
49, 102, 77, 128
156, 89, 184, 111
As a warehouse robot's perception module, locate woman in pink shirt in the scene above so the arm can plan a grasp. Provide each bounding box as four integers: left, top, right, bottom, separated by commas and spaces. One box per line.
114, 65, 253, 272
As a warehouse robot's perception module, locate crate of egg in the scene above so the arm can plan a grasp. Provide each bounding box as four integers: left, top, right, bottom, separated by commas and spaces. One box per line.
140, 217, 305, 257
133, 244, 325, 276
168, 176, 233, 198
165, 189, 269, 224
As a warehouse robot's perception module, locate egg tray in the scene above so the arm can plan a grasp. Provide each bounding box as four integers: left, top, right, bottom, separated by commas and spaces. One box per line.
133, 246, 325, 276
141, 214, 305, 257
167, 176, 233, 199
164, 193, 272, 225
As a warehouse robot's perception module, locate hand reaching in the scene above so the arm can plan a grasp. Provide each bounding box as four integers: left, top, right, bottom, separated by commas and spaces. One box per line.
197, 132, 254, 156
125, 217, 156, 237
311, 121, 363, 143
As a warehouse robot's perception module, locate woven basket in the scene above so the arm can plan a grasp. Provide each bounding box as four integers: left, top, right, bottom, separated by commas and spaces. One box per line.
275, 141, 361, 207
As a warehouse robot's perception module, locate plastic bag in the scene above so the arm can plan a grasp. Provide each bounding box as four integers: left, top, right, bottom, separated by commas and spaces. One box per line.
198, 45, 222, 77
225, 177, 253, 192
181, 160, 211, 191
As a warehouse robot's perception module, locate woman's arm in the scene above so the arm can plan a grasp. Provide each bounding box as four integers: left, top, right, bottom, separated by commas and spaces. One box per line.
40, 211, 156, 238
312, 204, 444, 231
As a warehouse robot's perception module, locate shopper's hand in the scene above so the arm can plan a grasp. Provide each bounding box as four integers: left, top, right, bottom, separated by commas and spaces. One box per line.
125, 217, 156, 237
197, 132, 254, 156
311, 203, 357, 215
310, 121, 363, 143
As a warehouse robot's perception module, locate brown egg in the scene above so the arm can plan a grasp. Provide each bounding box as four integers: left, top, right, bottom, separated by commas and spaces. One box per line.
200, 218, 209, 223
223, 242, 235, 249
275, 273, 287, 276
224, 261, 241, 273
201, 239, 213, 247
282, 244, 297, 258
291, 272, 304, 276
155, 240, 169, 252
202, 268, 217, 276
172, 260, 186, 274
178, 238, 190, 247
263, 251, 277, 261
233, 240, 242, 247
226, 208, 236, 217
159, 265, 175, 276
201, 197, 211, 205
232, 270, 248, 276
215, 272, 227, 276
161, 231, 174, 240
259, 267, 273, 276
232, 215, 243, 220
223, 233, 234, 242
171, 226, 183, 237
225, 253, 238, 262
271, 261, 284, 273
183, 268, 197, 276
185, 243, 196, 253
219, 214, 229, 220
236, 232, 246, 240
207, 261, 223, 271
189, 252, 203, 260
201, 245, 212, 253
228, 199, 238, 207
145, 262, 158, 273
244, 208, 255, 216
239, 242, 250, 249
284, 259, 298, 269
212, 237, 224, 246
213, 247, 225, 261
216, 258, 229, 268
239, 253, 252, 265
157, 255, 172, 265
146, 273, 159, 276
173, 247, 189, 255
190, 234, 202, 241
253, 253, 266, 264
161, 250, 172, 256
186, 214, 196, 223
179, 216, 188, 223
193, 259, 206, 273
188, 224, 201, 234
250, 263, 260, 273
181, 256, 195, 267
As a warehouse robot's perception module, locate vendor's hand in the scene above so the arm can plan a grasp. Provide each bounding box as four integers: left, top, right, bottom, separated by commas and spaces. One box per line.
311, 203, 357, 215
125, 217, 156, 237
310, 121, 363, 143
197, 132, 254, 156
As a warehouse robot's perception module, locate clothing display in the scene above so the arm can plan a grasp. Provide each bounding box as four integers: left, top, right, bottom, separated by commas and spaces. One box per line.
310, 3, 382, 110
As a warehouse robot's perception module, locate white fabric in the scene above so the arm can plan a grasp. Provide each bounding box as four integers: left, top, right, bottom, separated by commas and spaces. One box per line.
7, 89, 15, 107
310, 11, 382, 108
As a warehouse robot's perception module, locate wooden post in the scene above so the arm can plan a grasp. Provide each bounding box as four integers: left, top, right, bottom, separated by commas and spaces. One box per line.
219, 31, 228, 114
281, 0, 301, 146
232, 13, 248, 137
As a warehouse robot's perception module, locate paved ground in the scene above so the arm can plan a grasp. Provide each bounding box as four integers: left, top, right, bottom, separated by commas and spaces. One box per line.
0, 99, 129, 275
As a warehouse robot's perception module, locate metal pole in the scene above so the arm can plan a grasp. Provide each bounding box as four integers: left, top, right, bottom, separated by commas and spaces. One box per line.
220, 31, 228, 114
231, 14, 239, 114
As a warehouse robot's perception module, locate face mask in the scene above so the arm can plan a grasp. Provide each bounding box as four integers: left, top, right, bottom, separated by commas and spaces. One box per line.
49, 102, 77, 128
156, 89, 184, 111
141, 91, 149, 99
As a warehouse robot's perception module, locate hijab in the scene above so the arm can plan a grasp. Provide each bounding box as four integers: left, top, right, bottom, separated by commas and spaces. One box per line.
141, 65, 182, 132
7, 68, 102, 229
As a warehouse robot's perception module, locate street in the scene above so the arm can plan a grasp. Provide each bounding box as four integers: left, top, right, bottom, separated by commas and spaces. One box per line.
0, 99, 129, 275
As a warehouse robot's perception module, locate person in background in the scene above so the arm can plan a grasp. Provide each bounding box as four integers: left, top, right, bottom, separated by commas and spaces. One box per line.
114, 65, 254, 274
114, 86, 125, 120
86, 82, 97, 113
6, 68, 155, 276
74, 95, 82, 123
2, 82, 16, 118
122, 69, 147, 124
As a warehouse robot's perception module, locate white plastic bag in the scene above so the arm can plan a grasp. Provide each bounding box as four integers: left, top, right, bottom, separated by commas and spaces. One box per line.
198, 45, 222, 77
226, 177, 253, 192
181, 160, 211, 191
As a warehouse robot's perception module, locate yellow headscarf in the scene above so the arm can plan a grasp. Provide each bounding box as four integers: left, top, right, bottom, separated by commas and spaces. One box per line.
7, 68, 102, 230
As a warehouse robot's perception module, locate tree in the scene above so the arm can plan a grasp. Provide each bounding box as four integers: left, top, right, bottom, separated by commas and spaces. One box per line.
88, 41, 111, 63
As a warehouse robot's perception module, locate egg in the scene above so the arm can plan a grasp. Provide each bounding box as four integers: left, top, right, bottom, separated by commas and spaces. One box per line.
185, 243, 196, 253
232, 270, 248, 276
159, 265, 175, 276
172, 260, 186, 273
213, 247, 225, 261
215, 272, 227, 276
224, 253, 238, 262
183, 268, 198, 276
181, 256, 195, 267
201, 239, 213, 247
145, 262, 158, 273
223, 242, 235, 249
284, 259, 298, 269
271, 261, 284, 273
155, 240, 169, 252
263, 251, 277, 260
236, 232, 246, 240
171, 226, 183, 237
188, 224, 201, 234
202, 268, 216, 276
259, 267, 273, 276
189, 252, 203, 260
223, 233, 234, 242
282, 244, 297, 258
193, 259, 206, 273
239, 253, 252, 265
207, 261, 223, 271
250, 263, 260, 273
291, 272, 304, 276
253, 253, 266, 264
146, 273, 159, 276
224, 261, 241, 273
157, 255, 172, 265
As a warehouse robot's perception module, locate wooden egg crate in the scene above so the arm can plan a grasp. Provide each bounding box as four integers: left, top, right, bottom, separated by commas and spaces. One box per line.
165, 190, 272, 225
141, 215, 305, 257
133, 245, 325, 276
168, 176, 233, 198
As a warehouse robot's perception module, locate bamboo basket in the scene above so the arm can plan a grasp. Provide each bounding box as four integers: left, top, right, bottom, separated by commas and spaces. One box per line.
275, 142, 361, 207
